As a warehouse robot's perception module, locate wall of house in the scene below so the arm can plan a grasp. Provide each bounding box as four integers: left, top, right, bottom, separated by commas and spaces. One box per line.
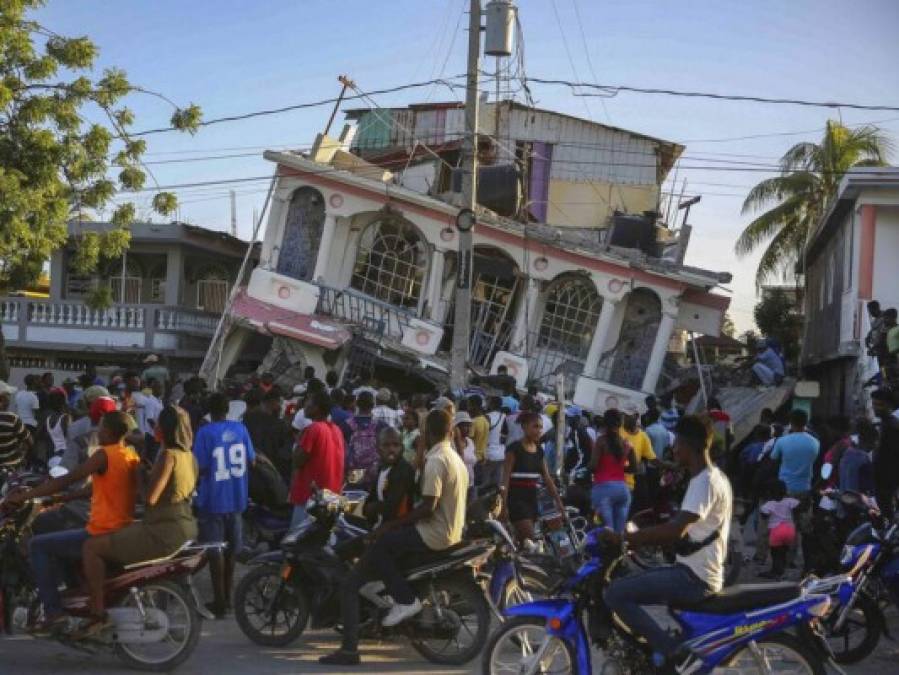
804, 210, 849, 362
545, 180, 658, 229
872, 203, 899, 311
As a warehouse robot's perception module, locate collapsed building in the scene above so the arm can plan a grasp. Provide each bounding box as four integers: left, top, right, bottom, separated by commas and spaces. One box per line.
205, 103, 732, 413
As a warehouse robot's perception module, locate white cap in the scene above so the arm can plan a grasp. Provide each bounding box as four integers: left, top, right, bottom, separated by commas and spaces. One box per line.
454, 411, 473, 426
143, 354, 159, 364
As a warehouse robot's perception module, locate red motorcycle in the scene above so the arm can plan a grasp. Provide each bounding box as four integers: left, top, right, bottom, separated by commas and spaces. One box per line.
1, 497, 218, 671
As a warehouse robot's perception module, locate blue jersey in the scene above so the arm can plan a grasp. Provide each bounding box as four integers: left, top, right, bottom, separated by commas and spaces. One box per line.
193, 420, 256, 514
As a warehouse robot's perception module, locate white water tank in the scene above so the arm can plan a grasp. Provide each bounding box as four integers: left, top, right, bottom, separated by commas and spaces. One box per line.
485, 0, 516, 57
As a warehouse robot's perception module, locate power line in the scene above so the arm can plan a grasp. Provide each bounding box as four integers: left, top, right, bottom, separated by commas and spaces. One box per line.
130, 75, 468, 137
526, 77, 899, 112
681, 116, 899, 143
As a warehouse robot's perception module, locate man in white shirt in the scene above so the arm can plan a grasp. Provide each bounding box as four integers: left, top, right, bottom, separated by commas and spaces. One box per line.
13, 374, 41, 434
372, 388, 401, 428
603, 415, 732, 673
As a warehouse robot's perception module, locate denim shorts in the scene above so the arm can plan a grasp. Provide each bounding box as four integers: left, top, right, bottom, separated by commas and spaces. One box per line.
197, 512, 242, 554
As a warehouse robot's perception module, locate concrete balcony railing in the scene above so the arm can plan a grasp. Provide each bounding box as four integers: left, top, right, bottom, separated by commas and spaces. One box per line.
0, 297, 219, 354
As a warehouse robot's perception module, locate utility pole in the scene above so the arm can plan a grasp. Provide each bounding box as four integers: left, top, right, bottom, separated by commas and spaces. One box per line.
450, 0, 482, 393
230, 190, 237, 238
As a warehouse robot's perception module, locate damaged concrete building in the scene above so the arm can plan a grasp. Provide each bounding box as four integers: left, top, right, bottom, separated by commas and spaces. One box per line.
205, 104, 731, 413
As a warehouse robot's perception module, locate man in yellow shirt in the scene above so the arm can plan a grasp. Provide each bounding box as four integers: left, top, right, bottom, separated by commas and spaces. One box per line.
620, 408, 656, 511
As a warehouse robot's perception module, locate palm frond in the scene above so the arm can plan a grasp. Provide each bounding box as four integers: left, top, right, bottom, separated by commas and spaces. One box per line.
753, 222, 805, 289
741, 171, 818, 215
735, 194, 808, 256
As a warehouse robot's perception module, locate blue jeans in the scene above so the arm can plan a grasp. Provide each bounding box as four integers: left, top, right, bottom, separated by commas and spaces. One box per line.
29, 528, 90, 615
197, 512, 243, 555
591, 481, 631, 533
604, 564, 714, 657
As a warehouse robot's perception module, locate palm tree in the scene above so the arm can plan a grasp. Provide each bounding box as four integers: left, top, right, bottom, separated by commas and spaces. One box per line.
735, 120, 892, 287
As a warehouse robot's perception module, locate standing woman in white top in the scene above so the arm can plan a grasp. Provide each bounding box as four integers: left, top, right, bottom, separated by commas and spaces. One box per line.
44, 390, 70, 459
482, 396, 506, 487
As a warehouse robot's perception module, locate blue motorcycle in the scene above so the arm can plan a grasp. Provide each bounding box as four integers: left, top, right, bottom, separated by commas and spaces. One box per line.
482, 528, 833, 674
811, 515, 899, 664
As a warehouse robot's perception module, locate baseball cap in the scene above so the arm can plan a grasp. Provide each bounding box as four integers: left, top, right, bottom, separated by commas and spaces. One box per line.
0, 381, 17, 396
454, 411, 472, 426
432, 396, 454, 412
376, 388, 392, 404
89, 396, 118, 424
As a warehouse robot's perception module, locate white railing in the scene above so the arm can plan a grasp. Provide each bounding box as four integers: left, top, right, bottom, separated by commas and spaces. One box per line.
156, 308, 219, 333
0, 300, 18, 323
27, 301, 145, 329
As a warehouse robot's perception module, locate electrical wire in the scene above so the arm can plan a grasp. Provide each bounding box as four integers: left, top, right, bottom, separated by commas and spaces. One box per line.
526, 77, 899, 112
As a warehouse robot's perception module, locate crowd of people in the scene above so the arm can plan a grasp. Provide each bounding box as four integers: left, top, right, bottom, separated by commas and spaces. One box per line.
3, 348, 899, 671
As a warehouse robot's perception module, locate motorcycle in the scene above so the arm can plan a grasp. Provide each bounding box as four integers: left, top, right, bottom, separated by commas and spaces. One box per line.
239, 501, 291, 561
0, 495, 218, 672
809, 513, 899, 664
483, 527, 835, 674
234, 486, 493, 665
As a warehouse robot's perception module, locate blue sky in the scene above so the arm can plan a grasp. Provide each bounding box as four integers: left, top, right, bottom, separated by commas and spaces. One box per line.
34, 0, 899, 332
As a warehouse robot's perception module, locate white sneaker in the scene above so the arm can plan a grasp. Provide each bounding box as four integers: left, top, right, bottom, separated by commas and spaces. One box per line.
381, 598, 422, 627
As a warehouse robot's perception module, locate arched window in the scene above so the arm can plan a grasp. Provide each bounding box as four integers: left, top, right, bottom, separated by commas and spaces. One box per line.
277, 187, 325, 281
350, 219, 427, 308
537, 275, 602, 357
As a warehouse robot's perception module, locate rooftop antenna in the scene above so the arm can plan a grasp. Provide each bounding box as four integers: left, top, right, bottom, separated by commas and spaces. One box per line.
324, 75, 355, 137
229, 190, 237, 237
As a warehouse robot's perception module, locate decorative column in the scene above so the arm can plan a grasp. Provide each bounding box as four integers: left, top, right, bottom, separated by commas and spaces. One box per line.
263, 193, 289, 270
311, 214, 338, 283
641, 310, 678, 393
583, 298, 618, 378
164, 246, 182, 306
425, 249, 445, 321
510, 277, 540, 354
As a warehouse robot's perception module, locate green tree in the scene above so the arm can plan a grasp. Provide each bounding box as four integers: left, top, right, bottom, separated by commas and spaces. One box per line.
735, 120, 892, 288
0, 0, 201, 294
753, 289, 802, 364
721, 312, 736, 338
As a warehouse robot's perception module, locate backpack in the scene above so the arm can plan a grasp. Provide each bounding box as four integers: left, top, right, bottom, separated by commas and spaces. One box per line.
346, 416, 380, 485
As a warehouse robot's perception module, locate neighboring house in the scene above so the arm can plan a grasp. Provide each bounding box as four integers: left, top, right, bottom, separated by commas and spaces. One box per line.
0, 221, 261, 376
687, 334, 748, 365
802, 167, 899, 416
205, 104, 731, 413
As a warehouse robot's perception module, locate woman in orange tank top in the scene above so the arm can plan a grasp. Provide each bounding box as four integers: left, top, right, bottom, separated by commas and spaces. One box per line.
6, 411, 140, 634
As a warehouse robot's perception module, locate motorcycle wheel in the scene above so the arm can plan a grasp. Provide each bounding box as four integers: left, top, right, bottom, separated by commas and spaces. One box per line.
234, 564, 309, 646
722, 633, 826, 674
410, 577, 490, 665
822, 592, 882, 664
482, 616, 578, 675
114, 580, 201, 672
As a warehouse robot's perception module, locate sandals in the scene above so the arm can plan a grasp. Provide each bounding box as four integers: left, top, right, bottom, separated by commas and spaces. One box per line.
28, 612, 68, 637
71, 612, 111, 639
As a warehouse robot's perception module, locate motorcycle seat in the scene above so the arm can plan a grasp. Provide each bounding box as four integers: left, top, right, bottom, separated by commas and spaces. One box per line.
669, 582, 800, 614
399, 541, 484, 573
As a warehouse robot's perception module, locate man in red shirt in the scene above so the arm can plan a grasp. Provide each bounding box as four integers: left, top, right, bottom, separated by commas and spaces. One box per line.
290, 390, 345, 527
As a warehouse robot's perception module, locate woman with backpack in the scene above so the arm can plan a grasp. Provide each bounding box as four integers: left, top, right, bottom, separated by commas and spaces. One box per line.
344, 391, 384, 489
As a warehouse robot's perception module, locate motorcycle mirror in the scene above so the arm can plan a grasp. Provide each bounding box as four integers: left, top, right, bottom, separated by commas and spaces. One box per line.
820, 463, 833, 480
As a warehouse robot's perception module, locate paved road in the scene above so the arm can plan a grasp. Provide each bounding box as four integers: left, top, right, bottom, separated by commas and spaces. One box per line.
2, 593, 897, 674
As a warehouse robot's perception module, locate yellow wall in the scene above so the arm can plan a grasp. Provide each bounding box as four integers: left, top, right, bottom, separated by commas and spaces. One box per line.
545, 180, 659, 229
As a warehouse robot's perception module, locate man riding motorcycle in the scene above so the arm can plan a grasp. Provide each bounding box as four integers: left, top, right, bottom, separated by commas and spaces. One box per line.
601, 415, 732, 674
319, 407, 468, 666
5, 410, 140, 637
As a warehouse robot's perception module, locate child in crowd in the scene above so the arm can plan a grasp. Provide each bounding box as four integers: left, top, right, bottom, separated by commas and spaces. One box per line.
759, 480, 799, 579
